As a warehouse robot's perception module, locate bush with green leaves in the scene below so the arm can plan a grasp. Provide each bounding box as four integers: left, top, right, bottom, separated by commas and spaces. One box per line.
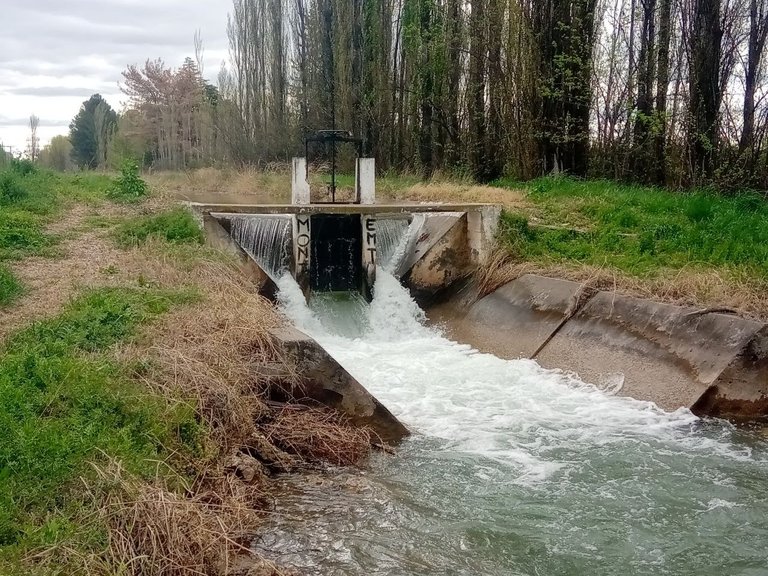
0, 172, 26, 205
108, 160, 148, 201
9, 159, 36, 177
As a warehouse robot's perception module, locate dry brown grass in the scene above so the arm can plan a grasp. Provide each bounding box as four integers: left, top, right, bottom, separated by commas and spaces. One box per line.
119, 250, 373, 466
147, 167, 531, 210
383, 180, 530, 210
146, 167, 291, 205
93, 463, 292, 576
264, 406, 372, 467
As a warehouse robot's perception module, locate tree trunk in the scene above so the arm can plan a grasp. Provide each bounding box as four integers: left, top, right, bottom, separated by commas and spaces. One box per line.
446, 0, 463, 167
632, 0, 657, 181
468, 0, 487, 180
653, 0, 672, 184
418, 0, 434, 175
739, 0, 768, 157
688, 0, 722, 183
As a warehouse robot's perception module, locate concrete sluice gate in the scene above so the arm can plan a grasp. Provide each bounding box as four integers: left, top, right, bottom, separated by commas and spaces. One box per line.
197, 157, 500, 303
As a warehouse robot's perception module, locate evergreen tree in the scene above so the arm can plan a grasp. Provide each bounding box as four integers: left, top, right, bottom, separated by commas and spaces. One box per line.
69, 94, 117, 169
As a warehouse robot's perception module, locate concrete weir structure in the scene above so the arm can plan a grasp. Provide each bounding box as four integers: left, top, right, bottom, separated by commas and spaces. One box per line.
192, 157, 501, 302
191, 162, 766, 423
190, 157, 499, 438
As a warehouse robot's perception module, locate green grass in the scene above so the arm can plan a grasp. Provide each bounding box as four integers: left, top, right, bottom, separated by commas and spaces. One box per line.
58, 172, 116, 204
0, 287, 200, 560
114, 208, 204, 248
0, 211, 57, 260
493, 177, 768, 277
0, 265, 22, 306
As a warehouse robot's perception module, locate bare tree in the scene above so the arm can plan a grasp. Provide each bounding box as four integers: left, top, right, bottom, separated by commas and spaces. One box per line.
27, 114, 40, 162
739, 0, 768, 155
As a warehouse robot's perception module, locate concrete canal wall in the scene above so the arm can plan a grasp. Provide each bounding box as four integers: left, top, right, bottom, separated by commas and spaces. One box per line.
431, 274, 768, 421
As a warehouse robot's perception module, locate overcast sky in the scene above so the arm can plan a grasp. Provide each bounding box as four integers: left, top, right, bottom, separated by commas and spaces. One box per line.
0, 0, 230, 153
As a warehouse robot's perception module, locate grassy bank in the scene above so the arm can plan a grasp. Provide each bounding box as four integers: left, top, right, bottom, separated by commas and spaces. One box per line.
494, 177, 768, 278
0, 160, 113, 308
423, 175, 768, 319
0, 167, 373, 575
0, 288, 199, 556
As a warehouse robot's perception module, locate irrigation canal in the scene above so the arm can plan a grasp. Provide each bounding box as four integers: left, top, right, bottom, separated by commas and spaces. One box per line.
247, 270, 768, 576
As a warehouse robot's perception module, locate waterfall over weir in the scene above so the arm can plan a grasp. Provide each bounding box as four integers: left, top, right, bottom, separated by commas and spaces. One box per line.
223, 212, 425, 293
227, 215, 293, 282
375, 218, 409, 272
376, 214, 425, 277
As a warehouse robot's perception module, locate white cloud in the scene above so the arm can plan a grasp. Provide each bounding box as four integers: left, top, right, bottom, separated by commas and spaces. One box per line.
0, 0, 230, 152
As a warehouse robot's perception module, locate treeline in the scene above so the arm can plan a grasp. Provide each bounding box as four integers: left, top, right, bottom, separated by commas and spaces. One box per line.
217, 0, 768, 189
46, 0, 768, 191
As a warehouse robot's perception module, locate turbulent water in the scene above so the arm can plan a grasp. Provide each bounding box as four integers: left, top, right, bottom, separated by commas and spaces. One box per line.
264, 271, 768, 576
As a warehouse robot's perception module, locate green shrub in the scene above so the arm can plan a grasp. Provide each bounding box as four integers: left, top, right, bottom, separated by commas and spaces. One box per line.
9, 159, 37, 177
0, 265, 22, 306
114, 208, 204, 247
0, 172, 26, 205
108, 160, 148, 201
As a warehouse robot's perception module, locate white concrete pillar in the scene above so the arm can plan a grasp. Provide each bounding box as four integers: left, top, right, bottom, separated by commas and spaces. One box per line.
356, 158, 376, 204
291, 157, 311, 205
467, 206, 501, 264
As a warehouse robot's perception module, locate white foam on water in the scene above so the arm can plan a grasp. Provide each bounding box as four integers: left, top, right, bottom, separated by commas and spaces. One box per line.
278, 270, 762, 478
271, 270, 768, 575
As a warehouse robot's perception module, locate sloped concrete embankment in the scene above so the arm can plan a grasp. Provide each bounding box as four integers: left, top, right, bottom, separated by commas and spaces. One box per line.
431, 274, 768, 421
270, 327, 410, 443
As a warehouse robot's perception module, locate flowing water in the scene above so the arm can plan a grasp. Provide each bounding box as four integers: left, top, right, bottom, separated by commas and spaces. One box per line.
375, 214, 426, 277
263, 271, 768, 576
227, 214, 293, 281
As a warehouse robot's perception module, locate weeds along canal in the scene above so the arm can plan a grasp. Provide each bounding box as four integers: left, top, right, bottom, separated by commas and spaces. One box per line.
260, 270, 768, 576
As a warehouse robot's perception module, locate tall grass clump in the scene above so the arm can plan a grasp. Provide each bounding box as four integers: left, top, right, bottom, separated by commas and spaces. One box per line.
0, 265, 22, 306
0, 161, 60, 215
114, 208, 204, 247
0, 162, 71, 268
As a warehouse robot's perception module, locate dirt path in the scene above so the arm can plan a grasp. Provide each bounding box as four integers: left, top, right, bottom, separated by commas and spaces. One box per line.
0, 204, 148, 342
